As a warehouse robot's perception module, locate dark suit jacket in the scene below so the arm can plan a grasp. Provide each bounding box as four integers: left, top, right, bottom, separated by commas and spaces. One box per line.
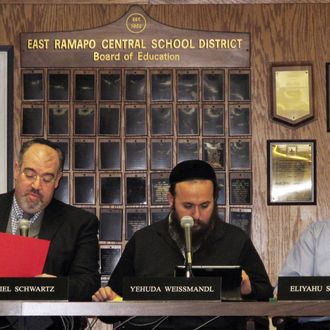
0, 191, 100, 301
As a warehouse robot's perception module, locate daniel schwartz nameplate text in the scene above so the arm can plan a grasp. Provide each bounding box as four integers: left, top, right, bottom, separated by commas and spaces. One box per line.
0, 277, 68, 300
278, 277, 330, 300
123, 277, 221, 300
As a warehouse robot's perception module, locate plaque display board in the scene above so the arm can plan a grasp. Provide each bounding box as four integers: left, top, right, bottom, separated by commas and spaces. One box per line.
268, 140, 316, 204
203, 70, 224, 101
99, 70, 121, 101
125, 139, 147, 170
54, 174, 69, 204
151, 173, 170, 205
125, 71, 146, 101
150, 208, 170, 223
22, 71, 43, 100
100, 245, 121, 275
229, 208, 251, 236
75, 72, 95, 101
151, 70, 172, 101
19, 5, 252, 278
99, 106, 120, 135
177, 105, 199, 135
51, 139, 69, 171
100, 175, 122, 205
48, 71, 69, 101
125, 105, 146, 136
151, 105, 173, 135
99, 139, 121, 170
99, 209, 122, 241
216, 173, 226, 205
272, 65, 313, 126
229, 104, 251, 136
126, 209, 148, 240
22, 106, 43, 135
229, 139, 251, 170
229, 70, 250, 101
73, 139, 95, 170
126, 174, 146, 205
74, 174, 95, 204
74, 105, 95, 135
177, 139, 199, 163
177, 71, 198, 101
217, 208, 226, 222
203, 139, 225, 170
202, 105, 224, 136
229, 172, 252, 205
151, 140, 172, 170
48, 105, 69, 135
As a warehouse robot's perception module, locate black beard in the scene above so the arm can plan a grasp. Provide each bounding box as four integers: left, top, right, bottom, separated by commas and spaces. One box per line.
170, 206, 219, 249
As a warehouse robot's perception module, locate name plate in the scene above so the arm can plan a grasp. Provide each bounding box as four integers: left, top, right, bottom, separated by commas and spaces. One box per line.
0, 277, 68, 300
123, 277, 221, 300
278, 276, 330, 300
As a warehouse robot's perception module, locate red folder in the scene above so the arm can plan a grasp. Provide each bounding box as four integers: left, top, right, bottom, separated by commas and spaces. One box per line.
0, 233, 50, 277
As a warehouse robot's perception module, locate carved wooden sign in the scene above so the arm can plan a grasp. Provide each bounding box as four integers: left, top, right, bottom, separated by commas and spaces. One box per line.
20, 6, 250, 68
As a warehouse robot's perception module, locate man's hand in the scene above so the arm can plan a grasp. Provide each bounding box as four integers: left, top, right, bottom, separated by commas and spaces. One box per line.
240, 270, 252, 295
92, 286, 122, 302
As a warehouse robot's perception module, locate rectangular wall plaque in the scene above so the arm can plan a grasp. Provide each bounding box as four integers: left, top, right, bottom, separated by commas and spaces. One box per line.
229, 172, 252, 205
100, 245, 122, 275
20, 6, 250, 68
267, 140, 316, 204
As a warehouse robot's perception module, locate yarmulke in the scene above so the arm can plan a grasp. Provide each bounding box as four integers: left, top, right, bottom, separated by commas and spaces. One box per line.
169, 160, 216, 185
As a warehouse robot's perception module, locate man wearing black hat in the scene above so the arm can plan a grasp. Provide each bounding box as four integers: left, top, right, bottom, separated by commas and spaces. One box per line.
93, 160, 273, 329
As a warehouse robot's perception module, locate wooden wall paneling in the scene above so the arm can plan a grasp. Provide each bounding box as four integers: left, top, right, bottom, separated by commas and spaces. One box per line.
0, 3, 329, 290
149, 0, 329, 3
252, 4, 330, 283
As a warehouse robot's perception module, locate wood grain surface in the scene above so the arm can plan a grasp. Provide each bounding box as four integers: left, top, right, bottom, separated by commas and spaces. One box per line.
0, 2, 329, 290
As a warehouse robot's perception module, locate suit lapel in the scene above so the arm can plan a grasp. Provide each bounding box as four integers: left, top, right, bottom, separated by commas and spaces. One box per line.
38, 199, 65, 241
0, 191, 14, 232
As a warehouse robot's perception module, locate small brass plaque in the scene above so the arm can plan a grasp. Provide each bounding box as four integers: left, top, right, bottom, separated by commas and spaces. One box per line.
272, 65, 313, 126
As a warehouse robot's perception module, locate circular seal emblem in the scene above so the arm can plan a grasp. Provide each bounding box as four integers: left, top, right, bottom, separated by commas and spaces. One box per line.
126, 13, 146, 34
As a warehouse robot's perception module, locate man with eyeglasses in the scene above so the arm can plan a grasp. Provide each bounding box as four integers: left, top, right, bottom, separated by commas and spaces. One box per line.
0, 138, 100, 329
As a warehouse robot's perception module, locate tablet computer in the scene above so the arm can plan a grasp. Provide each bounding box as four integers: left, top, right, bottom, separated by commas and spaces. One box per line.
175, 265, 242, 301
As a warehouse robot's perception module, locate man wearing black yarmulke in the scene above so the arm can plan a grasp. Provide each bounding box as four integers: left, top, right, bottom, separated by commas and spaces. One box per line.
93, 160, 273, 329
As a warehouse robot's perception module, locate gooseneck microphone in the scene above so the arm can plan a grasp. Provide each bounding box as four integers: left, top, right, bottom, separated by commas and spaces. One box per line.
19, 213, 31, 237
180, 215, 194, 278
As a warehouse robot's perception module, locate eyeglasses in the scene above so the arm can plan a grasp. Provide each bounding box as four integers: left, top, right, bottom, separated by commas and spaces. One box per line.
21, 168, 56, 185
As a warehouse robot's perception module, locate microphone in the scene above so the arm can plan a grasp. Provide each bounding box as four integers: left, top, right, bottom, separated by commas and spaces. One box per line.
19, 213, 31, 237
180, 215, 194, 278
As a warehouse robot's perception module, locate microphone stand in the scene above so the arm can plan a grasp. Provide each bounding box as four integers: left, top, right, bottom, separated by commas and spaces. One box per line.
184, 226, 193, 278
19, 219, 30, 237
185, 250, 193, 278
19, 213, 31, 237
180, 216, 194, 278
